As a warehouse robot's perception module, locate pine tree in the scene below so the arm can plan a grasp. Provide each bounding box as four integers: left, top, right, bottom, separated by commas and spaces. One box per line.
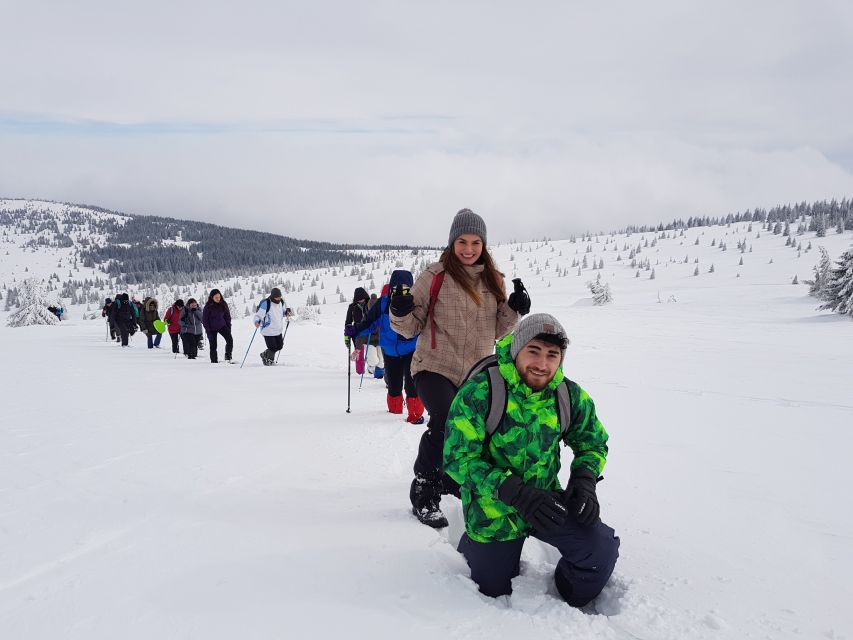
815, 214, 827, 238
792, 275, 799, 284
806, 247, 833, 299
587, 280, 613, 305
818, 246, 853, 317
6, 279, 59, 327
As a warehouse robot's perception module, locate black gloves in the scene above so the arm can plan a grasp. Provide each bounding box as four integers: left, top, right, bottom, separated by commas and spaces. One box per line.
498, 475, 568, 534
563, 467, 600, 527
508, 278, 531, 316
389, 284, 414, 317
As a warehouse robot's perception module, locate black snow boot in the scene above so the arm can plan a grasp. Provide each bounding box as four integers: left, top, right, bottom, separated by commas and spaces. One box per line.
413, 501, 448, 529
410, 476, 447, 528
260, 349, 274, 366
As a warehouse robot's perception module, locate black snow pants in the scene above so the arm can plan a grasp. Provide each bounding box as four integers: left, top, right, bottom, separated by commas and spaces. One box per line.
458, 519, 620, 605
384, 352, 417, 398
207, 327, 233, 363
410, 371, 460, 508
181, 333, 201, 359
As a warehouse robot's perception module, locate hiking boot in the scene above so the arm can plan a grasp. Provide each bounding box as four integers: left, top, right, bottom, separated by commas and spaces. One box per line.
410, 475, 446, 527
387, 394, 404, 414
405, 397, 425, 424
412, 502, 448, 529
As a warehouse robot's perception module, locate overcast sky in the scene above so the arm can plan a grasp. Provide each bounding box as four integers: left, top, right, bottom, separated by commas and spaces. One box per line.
2, 0, 853, 244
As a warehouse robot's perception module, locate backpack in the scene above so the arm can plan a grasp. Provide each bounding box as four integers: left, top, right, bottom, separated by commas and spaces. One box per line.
426, 272, 445, 349
464, 354, 573, 440
115, 299, 134, 323
257, 297, 277, 328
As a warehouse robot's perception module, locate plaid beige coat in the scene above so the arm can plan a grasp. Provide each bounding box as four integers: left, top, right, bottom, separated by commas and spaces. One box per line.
391, 262, 518, 387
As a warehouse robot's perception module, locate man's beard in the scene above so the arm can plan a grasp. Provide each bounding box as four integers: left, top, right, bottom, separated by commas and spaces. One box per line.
520, 368, 551, 391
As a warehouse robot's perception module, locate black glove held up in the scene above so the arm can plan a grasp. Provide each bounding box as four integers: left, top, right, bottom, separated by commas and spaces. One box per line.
498, 475, 568, 534
389, 284, 415, 317
507, 278, 531, 316
563, 467, 600, 527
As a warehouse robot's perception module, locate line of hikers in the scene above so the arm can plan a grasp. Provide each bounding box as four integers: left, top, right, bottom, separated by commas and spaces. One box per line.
101, 288, 293, 365
345, 208, 619, 607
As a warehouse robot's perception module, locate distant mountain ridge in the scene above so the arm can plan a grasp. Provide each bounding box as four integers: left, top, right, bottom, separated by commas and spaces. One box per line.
0, 198, 427, 283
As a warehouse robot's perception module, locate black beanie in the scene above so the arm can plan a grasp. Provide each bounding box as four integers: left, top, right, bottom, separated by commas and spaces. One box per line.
175, 299, 184, 308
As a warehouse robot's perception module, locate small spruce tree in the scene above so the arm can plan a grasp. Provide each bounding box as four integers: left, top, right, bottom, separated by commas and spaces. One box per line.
818, 245, 853, 317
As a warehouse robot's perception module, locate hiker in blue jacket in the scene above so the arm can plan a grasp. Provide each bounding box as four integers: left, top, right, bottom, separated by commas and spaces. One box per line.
345, 270, 425, 424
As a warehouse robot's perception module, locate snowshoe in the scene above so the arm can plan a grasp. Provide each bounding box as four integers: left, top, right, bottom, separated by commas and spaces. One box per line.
260, 350, 274, 366
412, 503, 448, 529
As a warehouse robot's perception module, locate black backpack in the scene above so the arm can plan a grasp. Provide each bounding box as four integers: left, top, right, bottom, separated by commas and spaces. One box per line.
463, 354, 573, 440
115, 299, 133, 323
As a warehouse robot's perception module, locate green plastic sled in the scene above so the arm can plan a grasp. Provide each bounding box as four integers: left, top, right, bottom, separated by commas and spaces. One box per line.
153, 319, 167, 334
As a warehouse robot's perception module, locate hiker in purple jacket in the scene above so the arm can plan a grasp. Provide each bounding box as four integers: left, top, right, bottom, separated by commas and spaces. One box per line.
202, 289, 234, 364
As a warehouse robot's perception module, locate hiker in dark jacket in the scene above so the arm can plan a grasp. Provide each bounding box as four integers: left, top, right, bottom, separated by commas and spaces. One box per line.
202, 289, 233, 363
163, 299, 184, 354
444, 314, 618, 606
102, 297, 119, 341
180, 298, 204, 359
111, 293, 139, 347
345, 287, 372, 376
141, 297, 163, 349
345, 270, 423, 422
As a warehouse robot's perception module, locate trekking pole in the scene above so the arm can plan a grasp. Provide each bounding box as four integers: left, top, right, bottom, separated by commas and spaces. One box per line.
240, 326, 259, 369
275, 317, 291, 364
105, 319, 109, 342
346, 341, 352, 413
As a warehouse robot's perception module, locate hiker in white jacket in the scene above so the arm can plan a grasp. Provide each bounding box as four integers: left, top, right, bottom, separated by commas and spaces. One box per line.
253, 287, 292, 366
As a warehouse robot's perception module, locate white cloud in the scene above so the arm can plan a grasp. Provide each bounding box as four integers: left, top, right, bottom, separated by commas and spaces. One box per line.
1, 0, 853, 243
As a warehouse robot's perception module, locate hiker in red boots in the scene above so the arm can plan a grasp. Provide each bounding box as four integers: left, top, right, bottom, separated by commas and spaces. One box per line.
345, 270, 424, 424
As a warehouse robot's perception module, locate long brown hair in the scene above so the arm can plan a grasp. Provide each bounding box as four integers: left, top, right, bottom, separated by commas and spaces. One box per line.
439, 245, 507, 306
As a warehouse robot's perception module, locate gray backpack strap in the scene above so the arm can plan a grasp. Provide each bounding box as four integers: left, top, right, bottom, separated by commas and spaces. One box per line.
556, 380, 573, 437
485, 367, 506, 436
467, 355, 496, 380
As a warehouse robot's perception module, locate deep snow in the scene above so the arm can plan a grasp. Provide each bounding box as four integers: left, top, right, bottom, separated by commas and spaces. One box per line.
1, 218, 852, 639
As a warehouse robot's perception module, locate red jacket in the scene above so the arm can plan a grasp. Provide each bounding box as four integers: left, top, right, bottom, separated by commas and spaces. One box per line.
163, 305, 182, 334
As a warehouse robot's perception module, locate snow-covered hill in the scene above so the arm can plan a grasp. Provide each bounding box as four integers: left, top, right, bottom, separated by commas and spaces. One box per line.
1, 204, 852, 639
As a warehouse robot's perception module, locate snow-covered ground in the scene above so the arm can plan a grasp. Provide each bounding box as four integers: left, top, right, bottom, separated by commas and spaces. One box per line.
1, 217, 852, 639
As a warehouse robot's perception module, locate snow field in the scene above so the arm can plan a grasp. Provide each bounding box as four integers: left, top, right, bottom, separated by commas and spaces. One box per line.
1, 207, 852, 639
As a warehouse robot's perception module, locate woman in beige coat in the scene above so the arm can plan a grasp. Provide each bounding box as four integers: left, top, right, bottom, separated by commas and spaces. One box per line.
390, 208, 531, 527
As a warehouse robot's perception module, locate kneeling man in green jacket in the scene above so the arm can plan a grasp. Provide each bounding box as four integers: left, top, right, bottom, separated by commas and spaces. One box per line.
443, 313, 619, 606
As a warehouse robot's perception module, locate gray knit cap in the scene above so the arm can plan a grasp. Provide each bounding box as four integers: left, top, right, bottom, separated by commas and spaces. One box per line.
448, 208, 487, 248
510, 313, 569, 363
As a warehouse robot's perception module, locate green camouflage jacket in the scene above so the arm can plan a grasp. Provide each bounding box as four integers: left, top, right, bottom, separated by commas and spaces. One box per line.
443, 333, 609, 542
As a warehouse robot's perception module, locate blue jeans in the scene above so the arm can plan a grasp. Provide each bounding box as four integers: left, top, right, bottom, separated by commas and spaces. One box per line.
147, 332, 162, 348
458, 518, 619, 606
